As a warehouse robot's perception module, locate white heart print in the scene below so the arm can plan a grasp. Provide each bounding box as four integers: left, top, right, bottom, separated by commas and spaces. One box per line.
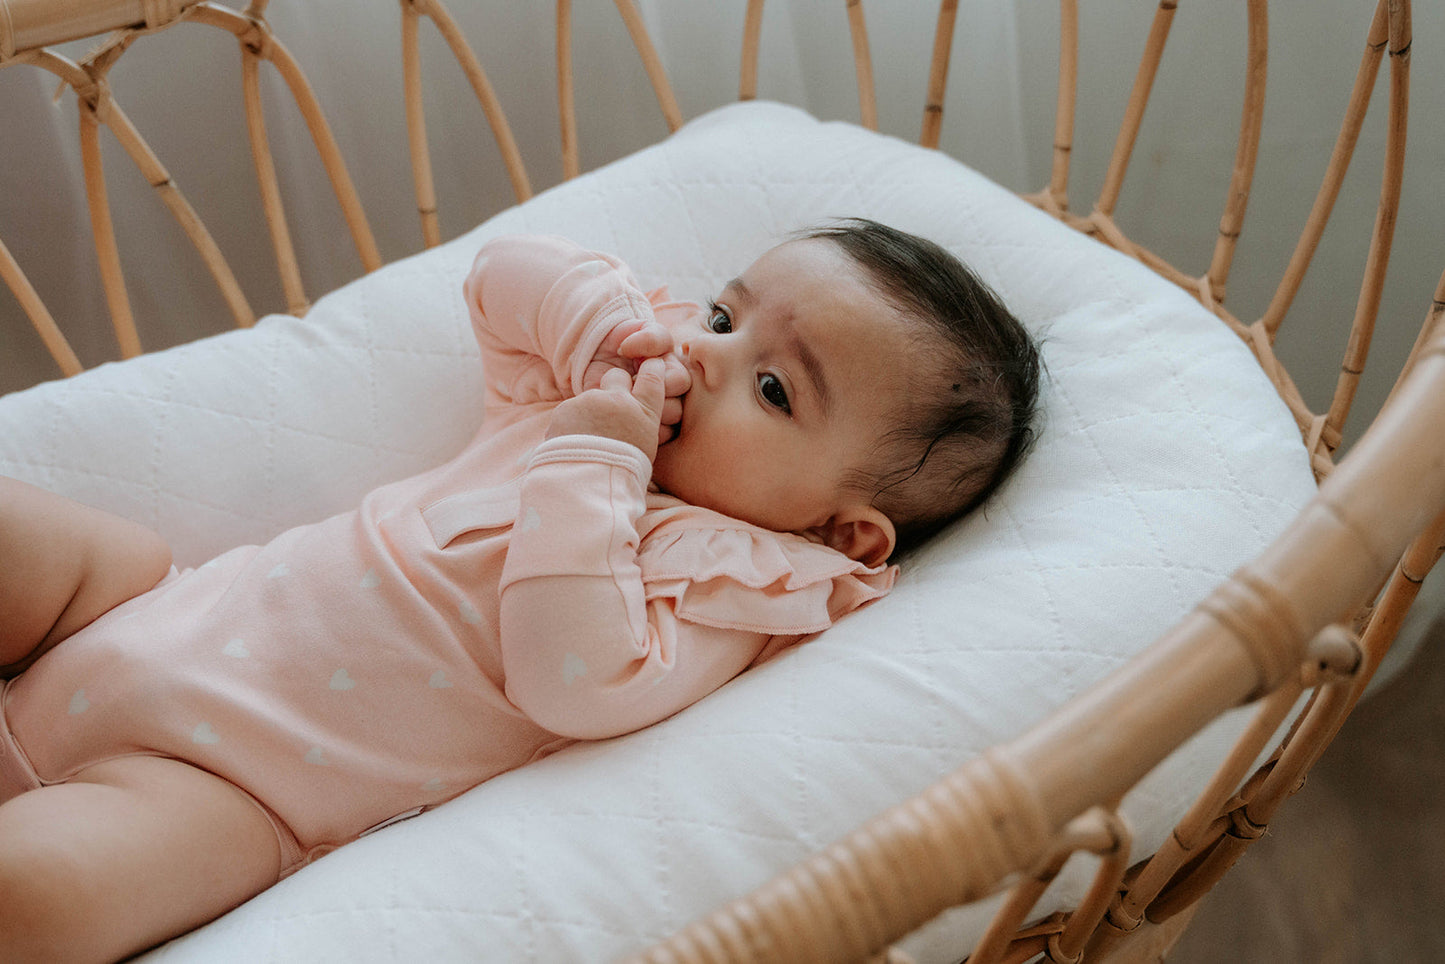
192, 722, 221, 745
359, 568, 380, 590
223, 638, 250, 659
562, 652, 588, 686
68, 689, 90, 715
305, 746, 330, 766
428, 670, 453, 689
329, 668, 357, 691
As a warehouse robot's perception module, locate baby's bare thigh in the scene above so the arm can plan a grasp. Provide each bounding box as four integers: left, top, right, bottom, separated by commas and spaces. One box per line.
0, 755, 281, 963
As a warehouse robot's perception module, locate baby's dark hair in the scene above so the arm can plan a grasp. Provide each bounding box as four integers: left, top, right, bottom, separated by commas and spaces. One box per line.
803, 219, 1040, 557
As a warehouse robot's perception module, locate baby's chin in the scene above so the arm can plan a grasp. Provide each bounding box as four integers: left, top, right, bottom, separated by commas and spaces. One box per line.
648, 435, 726, 516
648, 435, 687, 496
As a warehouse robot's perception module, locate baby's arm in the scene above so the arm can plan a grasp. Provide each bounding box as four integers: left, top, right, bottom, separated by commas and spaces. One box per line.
497, 364, 770, 739
0, 477, 172, 673
463, 235, 687, 440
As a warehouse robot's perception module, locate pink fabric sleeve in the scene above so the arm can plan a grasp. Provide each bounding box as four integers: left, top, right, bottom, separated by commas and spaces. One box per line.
462, 234, 659, 408
497, 435, 772, 740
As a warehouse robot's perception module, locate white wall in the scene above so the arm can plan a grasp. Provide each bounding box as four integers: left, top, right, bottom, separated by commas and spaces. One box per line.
2, 1, 1440, 451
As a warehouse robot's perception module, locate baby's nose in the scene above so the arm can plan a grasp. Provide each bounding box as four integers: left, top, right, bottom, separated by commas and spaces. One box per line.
679, 337, 713, 386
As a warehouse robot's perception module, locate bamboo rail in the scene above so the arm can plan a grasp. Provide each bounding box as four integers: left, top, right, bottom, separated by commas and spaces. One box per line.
557, 0, 684, 182
738, 0, 878, 130
1, 0, 380, 363
0, 0, 199, 57
3, 3, 1438, 960
401, 0, 531, 247
1258, 1, 1391, 341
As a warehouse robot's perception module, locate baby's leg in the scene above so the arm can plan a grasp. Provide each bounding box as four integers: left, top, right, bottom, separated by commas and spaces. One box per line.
0, 477, 172, 673
0, 756, 281, 963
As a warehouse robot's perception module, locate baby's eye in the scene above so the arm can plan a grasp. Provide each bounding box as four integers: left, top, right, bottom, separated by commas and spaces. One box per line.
758, 373, 791, 414
706, 304, 733, 334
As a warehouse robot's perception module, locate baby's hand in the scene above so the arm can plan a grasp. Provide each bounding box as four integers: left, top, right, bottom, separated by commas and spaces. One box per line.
583, 319, 690, 436
548, 357, 669, 461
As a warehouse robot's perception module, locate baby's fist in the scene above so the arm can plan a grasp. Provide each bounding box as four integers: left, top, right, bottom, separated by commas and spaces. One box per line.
547, 358, 668, 461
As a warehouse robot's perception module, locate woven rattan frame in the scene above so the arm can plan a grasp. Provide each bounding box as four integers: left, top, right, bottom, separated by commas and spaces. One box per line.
2, 3, 1441, 961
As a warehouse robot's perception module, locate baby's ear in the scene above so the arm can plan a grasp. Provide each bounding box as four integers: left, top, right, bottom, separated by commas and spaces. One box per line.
812, 506, 896, 568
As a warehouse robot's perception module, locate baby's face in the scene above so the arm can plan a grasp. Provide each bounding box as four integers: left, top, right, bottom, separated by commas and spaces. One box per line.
652, 238, 916, 536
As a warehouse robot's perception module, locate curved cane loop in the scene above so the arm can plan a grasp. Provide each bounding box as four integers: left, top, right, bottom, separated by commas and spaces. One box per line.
1080, 678, 1300, 961
66, 25, 260, 334
108, 85, 258, 331
919, 0, 957, 149
1303, 412, 1330, 464
69, 66, 146, 357
400, 0, 440, 246
556, 0, 681, 182
737, 0, 871, 131
401, 0, 531, 225
1238, 321, 1331, 475
1384, 267, 1445, 411
0, 48, 116, 369
240, 49, 306, 313
1194, 274, 1220, 314
0, 235, 82, 376
613, 0, 683, 133
1048, 810, 1132, 963
1202, 0, 1268, 308
201, 1, 306, 312
1082, 208, 1138, 261
1098, 630, 1367, 946
845, 0, 876, 131
967, 808, 1129, 964
1023, 0, 1079, 217
1323, 0, 1410, 447
557, 0, 579, 180
1094, 0, 1176, 218
188, 3, 382, 276
1047, 0, 1078, 213
739, 0, 764, 101
1260, 0, 1390, 342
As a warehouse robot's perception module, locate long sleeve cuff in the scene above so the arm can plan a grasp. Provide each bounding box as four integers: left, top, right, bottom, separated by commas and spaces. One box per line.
499, 435, 651, 588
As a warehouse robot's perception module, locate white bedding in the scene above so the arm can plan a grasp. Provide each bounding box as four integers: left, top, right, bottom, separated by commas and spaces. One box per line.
0, 101, 1317, 962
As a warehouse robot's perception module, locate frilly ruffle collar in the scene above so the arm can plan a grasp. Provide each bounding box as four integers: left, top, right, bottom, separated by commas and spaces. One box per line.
637, 499, 897, 636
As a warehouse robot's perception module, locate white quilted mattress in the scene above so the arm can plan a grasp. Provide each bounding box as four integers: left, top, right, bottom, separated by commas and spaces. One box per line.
0, 101, 1317, 961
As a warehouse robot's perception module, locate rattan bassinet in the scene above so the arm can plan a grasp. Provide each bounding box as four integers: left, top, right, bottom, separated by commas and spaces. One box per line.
1, 2, 1442, 962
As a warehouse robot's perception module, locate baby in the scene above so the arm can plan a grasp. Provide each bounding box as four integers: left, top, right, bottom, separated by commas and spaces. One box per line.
0, 219, 1038, 961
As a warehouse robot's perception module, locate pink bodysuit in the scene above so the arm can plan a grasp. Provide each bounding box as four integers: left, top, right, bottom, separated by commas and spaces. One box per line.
0, 235, 895, 877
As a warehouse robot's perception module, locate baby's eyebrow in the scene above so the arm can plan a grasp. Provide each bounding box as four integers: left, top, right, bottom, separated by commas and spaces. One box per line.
721, 276, 751, 302
789, 332, 831, 417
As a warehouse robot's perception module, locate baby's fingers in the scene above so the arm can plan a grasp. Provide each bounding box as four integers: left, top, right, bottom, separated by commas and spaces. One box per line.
661, 353, 690, 399
618, 321, 674, 360
630, 357, 667, 418
599, 367, 632, 392
599, 318, 646, 358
